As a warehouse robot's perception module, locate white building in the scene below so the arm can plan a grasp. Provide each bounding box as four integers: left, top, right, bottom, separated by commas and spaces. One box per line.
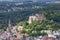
29, 16, 37, 24
17, 26, 24, 31
53, 30, 60, 36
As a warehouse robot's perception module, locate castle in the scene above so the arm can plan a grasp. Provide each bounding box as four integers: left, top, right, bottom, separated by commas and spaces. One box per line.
28, 14, 46, 24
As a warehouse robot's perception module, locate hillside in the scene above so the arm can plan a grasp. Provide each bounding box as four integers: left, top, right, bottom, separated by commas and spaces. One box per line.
0, 2, 60, 30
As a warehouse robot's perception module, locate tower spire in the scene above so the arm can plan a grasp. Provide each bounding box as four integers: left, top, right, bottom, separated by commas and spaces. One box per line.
8, 19, 11, 28
7, 19, 12, 32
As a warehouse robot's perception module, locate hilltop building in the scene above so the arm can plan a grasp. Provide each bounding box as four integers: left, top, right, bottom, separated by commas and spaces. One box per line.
28, 14, 46, 24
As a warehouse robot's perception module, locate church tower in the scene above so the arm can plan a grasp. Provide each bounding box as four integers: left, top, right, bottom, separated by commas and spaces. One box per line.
8, 19, 12, 28
7, 19, 12, 32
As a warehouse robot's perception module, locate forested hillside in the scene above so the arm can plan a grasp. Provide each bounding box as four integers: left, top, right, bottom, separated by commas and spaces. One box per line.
0, 2, 60, 30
